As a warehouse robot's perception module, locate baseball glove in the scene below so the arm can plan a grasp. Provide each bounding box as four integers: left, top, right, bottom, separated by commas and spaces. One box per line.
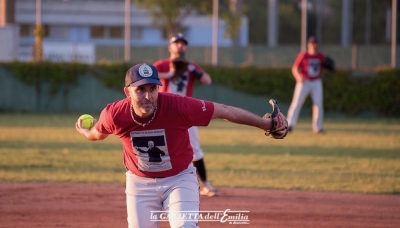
263, 99, 288, 139
170, 57, 189, 79
322, 56, 335, 72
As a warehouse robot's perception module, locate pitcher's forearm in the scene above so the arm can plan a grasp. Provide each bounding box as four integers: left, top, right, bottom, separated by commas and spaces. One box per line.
212, 103, 272, 132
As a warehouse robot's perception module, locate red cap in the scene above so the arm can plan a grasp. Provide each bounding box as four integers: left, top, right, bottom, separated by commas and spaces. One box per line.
307, 36, 318, 43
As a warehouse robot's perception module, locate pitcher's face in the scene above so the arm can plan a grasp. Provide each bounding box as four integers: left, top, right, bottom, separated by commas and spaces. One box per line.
124, 84, 158, 117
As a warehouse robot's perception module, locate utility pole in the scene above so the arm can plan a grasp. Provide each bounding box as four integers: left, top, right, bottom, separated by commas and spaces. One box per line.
124, 0, 131, 62
267, 0, 278, 47
391, 0, 397, 68
34, 0, 43, 61
300, 0, 307, 51
365, 0, 371, 45
0, 0, 16, 26
341, 0, 353, 47
212, 0, 218, 66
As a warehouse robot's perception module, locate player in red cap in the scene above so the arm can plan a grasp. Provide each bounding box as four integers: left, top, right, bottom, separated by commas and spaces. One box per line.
287, 36, 327, 134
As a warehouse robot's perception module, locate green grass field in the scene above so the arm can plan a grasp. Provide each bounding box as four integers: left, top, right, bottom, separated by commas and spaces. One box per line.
0, 113, 399, 194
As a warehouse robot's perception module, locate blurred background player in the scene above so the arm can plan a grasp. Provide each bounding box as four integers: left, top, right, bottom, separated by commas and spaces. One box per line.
287, 36, 326, 134
154, 33, 217, 196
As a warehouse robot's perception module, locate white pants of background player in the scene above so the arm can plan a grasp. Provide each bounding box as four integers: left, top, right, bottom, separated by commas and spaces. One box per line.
125, 164, 200, 228
287, 79, 323, 132
188, 126, 204, 161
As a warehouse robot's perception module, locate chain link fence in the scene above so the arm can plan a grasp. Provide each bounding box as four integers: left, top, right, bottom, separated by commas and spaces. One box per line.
96, 0, 399, 70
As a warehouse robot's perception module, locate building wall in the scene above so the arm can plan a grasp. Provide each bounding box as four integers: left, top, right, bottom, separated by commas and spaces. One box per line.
0, 25, 19, 61
14, 0, 247, 48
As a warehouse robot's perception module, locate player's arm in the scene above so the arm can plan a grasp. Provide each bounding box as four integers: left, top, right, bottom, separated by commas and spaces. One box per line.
154, 66, 170, 79
158, 72, 171, 79
211, 102, 273, 133
198, 71, 211, 85
292, 53, 304, 83
135, 146, 146, 153
188, 64, 211, 85
291, 65, 302, 82
75, 119, 109, 141
153, 60, 172, 79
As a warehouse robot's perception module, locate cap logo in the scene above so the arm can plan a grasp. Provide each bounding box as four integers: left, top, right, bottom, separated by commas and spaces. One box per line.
138, 64, 153, 77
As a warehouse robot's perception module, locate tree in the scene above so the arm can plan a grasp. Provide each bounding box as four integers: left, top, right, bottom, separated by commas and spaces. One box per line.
133, 0, 243, 40
33, 24, 45, 62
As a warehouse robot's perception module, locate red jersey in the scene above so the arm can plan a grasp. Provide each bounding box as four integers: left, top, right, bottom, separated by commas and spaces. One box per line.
154, 58, 203, 97
95, 92, 214, 178
293, 51, 326, 80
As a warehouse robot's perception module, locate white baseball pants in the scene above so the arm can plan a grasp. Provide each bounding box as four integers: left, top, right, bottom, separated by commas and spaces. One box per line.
287, 79, 324, 132
125, 164, 200, 228
188, 127, 204, 161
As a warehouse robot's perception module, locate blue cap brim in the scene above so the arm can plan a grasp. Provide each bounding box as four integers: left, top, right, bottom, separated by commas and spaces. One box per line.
129, 78, 162, 87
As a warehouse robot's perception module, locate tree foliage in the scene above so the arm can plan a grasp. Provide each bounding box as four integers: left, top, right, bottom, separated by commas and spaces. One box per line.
133, 0, 196, 38
133, 0, 243, 40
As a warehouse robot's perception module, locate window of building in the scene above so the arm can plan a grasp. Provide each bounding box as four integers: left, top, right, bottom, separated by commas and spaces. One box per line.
42, 25, 49, 37
48, 25, 69, 39
90, 26, 105, 39
90, 26, 143, 40
20, 24, 32, 37
109, 26, 123, 39
20, 24, 49, 38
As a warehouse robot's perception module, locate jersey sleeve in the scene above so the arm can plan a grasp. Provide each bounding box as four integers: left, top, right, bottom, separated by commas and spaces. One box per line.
320, 52, 326, 62
95, 104, 116, 134
179, 96, 214, 127
190, 62, 203, 71
153, 59, 169, 73
293, 52, 305, 68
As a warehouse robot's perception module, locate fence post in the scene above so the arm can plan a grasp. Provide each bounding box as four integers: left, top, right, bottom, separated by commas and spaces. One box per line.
391, 0, 397, 68
300, 0, 307, 52
352, 44, 357, 70
212, 0, 219, 66
124, 0, 131, 63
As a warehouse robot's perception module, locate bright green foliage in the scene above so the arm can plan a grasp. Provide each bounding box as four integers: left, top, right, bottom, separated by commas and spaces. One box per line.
0, 62, 399, 116
133, 0, 242, 39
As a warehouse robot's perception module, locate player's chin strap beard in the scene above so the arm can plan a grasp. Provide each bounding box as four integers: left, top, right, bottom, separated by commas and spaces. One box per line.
130, 103, 157, 127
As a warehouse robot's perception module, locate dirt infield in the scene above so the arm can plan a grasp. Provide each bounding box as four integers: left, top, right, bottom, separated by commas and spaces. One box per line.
1, 183, 399, 228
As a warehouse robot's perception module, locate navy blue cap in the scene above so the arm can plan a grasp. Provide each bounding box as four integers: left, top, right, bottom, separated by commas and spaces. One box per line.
169, 33, 188, 45
307, 36, 318, 43
125, 63, 162, 87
